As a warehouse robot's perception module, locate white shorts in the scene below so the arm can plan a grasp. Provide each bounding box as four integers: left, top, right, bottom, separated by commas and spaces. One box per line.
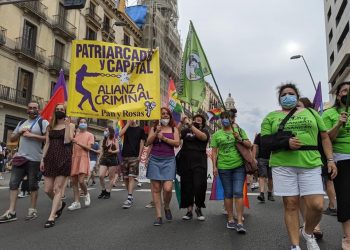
89, 161, 97, 172
272, 166, 325, 197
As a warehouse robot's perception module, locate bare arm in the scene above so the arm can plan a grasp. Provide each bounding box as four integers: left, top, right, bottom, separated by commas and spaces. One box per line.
190, 125, 208, 141
252, 144, 259, 158
146, 126, 158, 146
159, 127, 180, 147
138, 139, 145, 159
119, 121, 131, 138
320, 131, 337, 179
212, 147, 218, 177
64, 123, 75, 144
41, 129, 50, 160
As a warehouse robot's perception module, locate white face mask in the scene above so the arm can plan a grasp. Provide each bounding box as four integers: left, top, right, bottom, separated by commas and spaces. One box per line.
160, 119, 170, 126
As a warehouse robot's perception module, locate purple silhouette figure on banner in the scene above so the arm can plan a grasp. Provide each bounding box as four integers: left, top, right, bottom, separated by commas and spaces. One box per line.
76, 64, 100, 112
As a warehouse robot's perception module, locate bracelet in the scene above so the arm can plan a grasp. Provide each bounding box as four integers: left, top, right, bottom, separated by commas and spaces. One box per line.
327, 158, 334, 162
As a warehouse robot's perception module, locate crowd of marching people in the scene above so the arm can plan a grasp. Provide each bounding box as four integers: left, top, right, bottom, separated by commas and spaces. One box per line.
0, 81, 349, 250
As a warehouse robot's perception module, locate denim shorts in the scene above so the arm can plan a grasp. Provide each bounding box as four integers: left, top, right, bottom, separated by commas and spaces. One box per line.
9, 161, 40, 191
218, 166, 246, 199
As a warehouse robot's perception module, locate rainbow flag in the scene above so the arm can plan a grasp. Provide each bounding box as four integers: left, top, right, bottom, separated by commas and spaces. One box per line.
210, 176, 250, 209
168, 78, 182, 113
207, 108, 222, 122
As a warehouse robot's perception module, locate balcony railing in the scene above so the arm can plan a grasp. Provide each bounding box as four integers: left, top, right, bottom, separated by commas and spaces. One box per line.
48, 55, 70, 76
14, 37, 45, 64
85, 8, 102, 29
102, 24, 115, 41
52, 15, 76, 40
0, 84, 43, 106
17, 0, 48, 20
0, 26, 6, 45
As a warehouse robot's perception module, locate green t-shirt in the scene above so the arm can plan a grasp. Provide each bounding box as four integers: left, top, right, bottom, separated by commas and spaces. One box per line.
210, 127, 248, 169
261, 108, 326, 168
322, 107, 350, 154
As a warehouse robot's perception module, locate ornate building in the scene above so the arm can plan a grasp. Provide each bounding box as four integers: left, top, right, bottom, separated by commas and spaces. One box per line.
225, 93, 235, 110
0, 0, 141, 143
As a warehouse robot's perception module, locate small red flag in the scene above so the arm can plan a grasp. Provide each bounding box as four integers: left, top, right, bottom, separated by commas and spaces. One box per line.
40, 86, 65, 121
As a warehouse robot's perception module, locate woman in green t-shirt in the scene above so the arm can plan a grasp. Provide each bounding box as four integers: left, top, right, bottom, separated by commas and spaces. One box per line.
211, 109, 252, 234
322, 82, 350, 249
261, 83, 337, 250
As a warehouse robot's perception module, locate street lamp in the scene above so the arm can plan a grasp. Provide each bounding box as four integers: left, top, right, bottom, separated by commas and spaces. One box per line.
290, 54, 317, 91
106, 21, 127, 42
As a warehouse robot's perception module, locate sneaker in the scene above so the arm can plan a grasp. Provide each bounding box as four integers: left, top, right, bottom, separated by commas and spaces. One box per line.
153, 217, 162, 226
137, 182, 142, 187
195, 207, 205, 221
145, 201, 155, 208
236, 223, 247, 234
25, 208, 38, 221
342, 237, 350, 250
323, 207, 337, 216
68, 202, 81, 211
227, 220, 237, 229
18, 192, 28, 198
103, 191, 111, 199
84, 193, 91, 207
291, 246, 301, 250
122, 198, 133, 209
164, 208, 172, 221
182, 211, 193, 220
0, 211, 17, 223
257, 193, 265, 202
268, 194, 275, 201
301, 228, 320, 250
98, 190, 106, 199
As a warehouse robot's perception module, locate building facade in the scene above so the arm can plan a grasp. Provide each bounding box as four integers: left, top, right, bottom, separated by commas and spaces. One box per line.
0, 0, 141, 143
323, 0, 350, 96
138, 0, 182, 105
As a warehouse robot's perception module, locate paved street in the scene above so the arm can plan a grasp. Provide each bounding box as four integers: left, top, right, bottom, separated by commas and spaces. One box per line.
0, 174, 343, 250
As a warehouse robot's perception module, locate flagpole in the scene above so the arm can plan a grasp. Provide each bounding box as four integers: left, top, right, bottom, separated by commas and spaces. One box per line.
189, 21, 227, 113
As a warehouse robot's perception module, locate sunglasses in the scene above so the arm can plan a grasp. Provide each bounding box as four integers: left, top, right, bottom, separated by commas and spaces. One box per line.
28, 106, 38, 110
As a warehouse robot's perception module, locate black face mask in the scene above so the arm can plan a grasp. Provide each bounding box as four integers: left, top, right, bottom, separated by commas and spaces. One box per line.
193, 122, 201, 129
27, 110, 39, 117
341, 95, 348, 105
55, 111, 66, 119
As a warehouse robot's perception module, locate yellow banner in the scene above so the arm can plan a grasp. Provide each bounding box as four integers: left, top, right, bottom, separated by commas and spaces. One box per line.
67, 40, 160, 120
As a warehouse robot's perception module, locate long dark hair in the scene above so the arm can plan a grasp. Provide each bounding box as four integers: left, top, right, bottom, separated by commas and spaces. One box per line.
333, 82, 350, 109
103, 126, 115, 146
299, 97, 313, 109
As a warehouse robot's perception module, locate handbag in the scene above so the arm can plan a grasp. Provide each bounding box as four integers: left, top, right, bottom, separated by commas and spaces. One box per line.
12, 155, 28, 167
261, 108, 297, 152
235, 127, 258, 174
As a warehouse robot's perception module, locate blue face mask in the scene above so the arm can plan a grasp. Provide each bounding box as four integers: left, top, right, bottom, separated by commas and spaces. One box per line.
79, 123, 87, 130
221, 118, 231, 127
280, 94, 297, 109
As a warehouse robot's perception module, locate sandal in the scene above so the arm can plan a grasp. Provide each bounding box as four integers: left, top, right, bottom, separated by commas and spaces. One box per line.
313, 228, 323, 240
55, 201, 66, 219
44, 220, 55, 228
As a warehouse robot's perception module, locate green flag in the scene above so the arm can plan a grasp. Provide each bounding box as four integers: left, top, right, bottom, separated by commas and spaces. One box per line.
178, 21, 211, 112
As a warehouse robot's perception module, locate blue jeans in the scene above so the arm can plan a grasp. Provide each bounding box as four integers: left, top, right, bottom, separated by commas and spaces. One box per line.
218, 166, 246, 199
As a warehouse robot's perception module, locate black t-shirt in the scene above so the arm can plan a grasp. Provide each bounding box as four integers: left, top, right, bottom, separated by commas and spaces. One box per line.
181, 128, 210, 152
122, 126, 146, 157
254, 133, 270, 159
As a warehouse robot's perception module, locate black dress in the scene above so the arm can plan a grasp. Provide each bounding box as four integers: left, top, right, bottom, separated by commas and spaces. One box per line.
43, 129, 72, 177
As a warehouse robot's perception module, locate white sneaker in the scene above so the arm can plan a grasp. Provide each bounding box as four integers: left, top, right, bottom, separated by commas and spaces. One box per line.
84, 193, 91, 207
68, 202, 81, 211
301, 228, 320, 250
25, 208, 38, 221
137, 183, 142, 187
145, 201, 155, 208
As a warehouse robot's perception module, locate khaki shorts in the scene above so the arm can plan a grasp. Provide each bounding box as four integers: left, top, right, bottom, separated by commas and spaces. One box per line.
121, 157, 139, 178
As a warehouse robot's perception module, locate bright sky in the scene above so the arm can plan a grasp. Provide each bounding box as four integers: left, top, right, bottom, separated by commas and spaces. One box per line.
177, 0, 329, 139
